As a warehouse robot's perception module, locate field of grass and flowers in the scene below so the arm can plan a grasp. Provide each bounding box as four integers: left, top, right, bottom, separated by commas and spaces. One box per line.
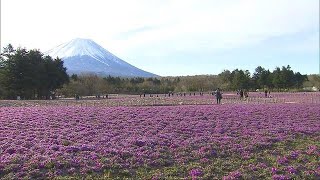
1, 92, 320, 107
1, 94, 319, 179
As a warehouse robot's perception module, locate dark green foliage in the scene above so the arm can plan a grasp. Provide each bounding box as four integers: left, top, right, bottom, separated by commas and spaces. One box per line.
230, 69, 251, 90
219, 65, 310, 91
0, 45, 69, 99
252, 66, 271, 89
269, 65, 308, 91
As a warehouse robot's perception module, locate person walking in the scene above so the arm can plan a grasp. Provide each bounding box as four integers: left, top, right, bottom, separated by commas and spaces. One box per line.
215, 88, 222, 104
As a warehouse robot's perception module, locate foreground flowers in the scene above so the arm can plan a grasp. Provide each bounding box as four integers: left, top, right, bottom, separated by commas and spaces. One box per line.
0, 103, 319, 179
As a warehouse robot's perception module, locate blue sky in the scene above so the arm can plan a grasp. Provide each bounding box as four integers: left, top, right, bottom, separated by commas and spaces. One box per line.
1, 0, 319, 76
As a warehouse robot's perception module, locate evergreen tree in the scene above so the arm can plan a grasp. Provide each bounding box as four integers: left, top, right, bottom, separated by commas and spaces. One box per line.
0, 45, 69, 99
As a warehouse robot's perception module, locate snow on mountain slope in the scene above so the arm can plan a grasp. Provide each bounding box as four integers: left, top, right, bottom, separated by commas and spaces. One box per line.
46, 38, 158, 77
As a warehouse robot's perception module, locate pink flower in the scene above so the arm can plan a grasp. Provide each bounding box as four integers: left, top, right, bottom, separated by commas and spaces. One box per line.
189, 168, 203, 180
271, 167, 278, 174
277, 156, 289, 165
287, 166, 297, 174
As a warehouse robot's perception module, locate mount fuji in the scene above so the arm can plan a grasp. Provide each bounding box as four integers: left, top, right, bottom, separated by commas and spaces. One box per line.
46, 38, 158, 77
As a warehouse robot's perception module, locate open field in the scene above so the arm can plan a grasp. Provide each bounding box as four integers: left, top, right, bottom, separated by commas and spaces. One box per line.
0, 92, 320, 179
1, 92, 320, 107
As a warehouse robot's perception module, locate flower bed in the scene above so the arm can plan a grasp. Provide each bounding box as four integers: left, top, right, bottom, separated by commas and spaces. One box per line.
0, 103, 319, 179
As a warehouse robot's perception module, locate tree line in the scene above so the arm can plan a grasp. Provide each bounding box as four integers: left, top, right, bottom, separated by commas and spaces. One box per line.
0, 45, 69, 99
58, 66, 313, 98
0, 44, 318, 99
217, 65, 308, 91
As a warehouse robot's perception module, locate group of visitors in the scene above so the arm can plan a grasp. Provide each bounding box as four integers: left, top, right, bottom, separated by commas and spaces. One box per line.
213, 88, 248, 104
264, 90, 271, 98
237, 89, 249, 99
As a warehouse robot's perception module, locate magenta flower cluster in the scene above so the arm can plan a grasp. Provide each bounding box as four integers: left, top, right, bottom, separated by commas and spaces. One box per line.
0, 103, 319, 178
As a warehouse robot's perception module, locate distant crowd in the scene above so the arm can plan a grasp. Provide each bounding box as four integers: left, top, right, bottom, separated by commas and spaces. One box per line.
73, 89, 273, 105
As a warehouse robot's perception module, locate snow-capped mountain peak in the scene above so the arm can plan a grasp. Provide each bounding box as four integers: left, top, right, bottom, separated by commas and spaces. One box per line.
47, 38, 115, 62
45, 38, 158, 77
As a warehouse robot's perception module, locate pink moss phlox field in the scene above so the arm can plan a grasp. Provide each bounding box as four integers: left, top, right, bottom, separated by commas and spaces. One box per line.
0, 103, 319, 178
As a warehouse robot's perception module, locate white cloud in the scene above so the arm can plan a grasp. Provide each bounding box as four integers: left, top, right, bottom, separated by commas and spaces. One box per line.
97, 0, 318, 57
2, 0, 318, 50
1, 0, 318, 75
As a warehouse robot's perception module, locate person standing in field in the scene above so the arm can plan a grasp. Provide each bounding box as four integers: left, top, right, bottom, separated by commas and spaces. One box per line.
239, 89, 244, 99
264, 90, 268, 98
215, 88, 222, 104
